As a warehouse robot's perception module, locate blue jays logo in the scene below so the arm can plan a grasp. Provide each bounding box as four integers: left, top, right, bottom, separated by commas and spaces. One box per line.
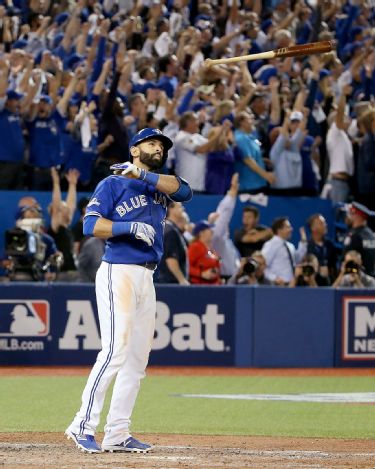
88, 197, 100, 207
0, 300, 49, 337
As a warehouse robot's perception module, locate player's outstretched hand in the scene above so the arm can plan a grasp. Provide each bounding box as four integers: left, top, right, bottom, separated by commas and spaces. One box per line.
110, 162, 141, 179
130, 222, 155, 246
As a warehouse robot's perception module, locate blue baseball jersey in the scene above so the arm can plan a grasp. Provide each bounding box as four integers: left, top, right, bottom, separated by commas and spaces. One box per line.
63, 134, 98, 184
0, 110, 24, 162
27, 110, 66, 168
85, 175, 169, 264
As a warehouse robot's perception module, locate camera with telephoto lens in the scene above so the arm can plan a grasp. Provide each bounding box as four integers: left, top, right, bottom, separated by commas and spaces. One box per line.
345, 260, 360, 274
4, 221, 47, 281
302, 264, 315, 276
243, 258, 259, 275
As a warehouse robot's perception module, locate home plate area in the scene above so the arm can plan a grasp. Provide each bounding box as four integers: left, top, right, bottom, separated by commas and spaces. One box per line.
1, 434, 375, 468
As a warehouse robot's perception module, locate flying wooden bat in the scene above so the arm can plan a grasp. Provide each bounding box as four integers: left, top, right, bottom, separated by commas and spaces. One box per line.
204, 40, 336, 67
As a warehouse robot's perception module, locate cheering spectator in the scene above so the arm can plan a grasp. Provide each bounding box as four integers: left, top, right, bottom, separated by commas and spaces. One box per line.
234, 205, 272, 257
207, 173, 241, 279
233, 111, 276, 193
27, 65, 82, 190
322, 85, 354, 203
188, 220, 221, 285
205, 109, 235, 195
356, 109, 375, 217
63, 100, 99, 190
97, 56, 132, 178
269, 109, 307, 195
174, 111, 228, 193
48, 167, 79, 281
0, 58, 40, 189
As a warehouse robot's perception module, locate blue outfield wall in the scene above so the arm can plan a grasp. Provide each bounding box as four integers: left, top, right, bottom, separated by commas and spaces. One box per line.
252, 287, 336, 367
0, 283, 374, 367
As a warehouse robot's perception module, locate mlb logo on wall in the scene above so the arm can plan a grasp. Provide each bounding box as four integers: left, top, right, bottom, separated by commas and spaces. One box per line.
342, 297, 375, 360
0, 300, 49, 337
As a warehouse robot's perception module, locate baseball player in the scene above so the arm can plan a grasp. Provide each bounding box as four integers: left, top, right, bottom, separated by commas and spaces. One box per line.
65, 128, 192, 453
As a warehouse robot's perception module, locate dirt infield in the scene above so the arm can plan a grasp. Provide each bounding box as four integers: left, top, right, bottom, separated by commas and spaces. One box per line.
1, 432, 375, 468
1, 367, 375, 468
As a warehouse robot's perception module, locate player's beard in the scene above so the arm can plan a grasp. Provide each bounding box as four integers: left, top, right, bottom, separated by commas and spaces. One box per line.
139, 149, 164, 170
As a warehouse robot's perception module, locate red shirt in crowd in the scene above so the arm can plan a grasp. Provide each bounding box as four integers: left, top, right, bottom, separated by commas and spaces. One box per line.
188, 240, 221, 284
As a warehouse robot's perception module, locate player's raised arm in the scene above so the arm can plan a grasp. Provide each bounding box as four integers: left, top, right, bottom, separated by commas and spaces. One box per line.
110, 128, 193, 202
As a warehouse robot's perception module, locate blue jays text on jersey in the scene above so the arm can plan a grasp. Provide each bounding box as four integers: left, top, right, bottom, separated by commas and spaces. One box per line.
85, 175, 169, 265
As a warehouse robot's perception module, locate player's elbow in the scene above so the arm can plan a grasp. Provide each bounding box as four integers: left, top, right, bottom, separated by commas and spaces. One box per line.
169, 176, 193, 202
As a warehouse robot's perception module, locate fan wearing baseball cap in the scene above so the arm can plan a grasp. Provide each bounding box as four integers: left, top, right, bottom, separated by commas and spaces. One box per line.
188, 220, 221, 284
343, 202, 375, 277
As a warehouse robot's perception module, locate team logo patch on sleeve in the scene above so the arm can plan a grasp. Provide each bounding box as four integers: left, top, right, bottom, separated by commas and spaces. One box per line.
87, 198, 100, 207
0, 300, 50, 336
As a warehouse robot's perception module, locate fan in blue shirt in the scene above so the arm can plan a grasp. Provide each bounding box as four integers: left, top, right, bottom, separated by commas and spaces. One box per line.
26, 95, 66, 189
234, 111, 275, 193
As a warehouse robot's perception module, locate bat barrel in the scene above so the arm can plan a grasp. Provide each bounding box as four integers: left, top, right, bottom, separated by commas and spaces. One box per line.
275, 40, 336, 59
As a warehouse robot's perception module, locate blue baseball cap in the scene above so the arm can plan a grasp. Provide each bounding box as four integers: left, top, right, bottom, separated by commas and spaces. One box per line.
53, 32, 65, 48
191, 102, 210, 112
261, 19, 273, 33
193, 220, 214, 237
64, 53, 84, 71
39, 94, 53, 104
129, 127, 173, 150
68, 97, 81, 107
55, 12, 70, 26
141, 81, 162, 93
7, 89, 23, 100
319, 69, 331, 80
257, 66, 278, 85
129, 127, 173, 165
350, 26, 364, 42
12, 39, 28, 49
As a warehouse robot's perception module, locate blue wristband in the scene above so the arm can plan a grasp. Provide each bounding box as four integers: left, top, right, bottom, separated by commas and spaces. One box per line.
83, 215, 99, 236
139, 168, 160, 186
112, 221, 132, 237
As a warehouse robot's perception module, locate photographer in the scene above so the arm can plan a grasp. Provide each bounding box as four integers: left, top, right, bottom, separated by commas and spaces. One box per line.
4, 205, 63, 281
228, 251, 271, 285
290, 254, 330, 287
333, 251, 375, 288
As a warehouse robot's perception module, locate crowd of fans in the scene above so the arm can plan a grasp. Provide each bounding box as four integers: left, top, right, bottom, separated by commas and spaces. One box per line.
3, 169, 374, 288
0, 0, 375, 285
158, 175, 375, 288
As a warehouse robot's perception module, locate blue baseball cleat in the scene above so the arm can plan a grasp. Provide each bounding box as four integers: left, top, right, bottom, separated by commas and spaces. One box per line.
102, 436, 152, 453
65, 430, 102, 453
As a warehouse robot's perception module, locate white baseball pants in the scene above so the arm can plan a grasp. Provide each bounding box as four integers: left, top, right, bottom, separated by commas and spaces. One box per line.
67, 262, 156, 445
